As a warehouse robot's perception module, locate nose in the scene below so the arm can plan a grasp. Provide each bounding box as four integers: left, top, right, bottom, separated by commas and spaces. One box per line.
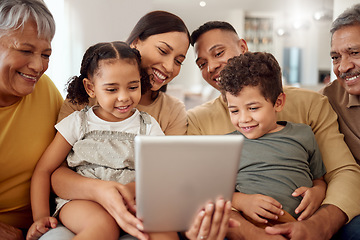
338, 55, 355, 74
28, 54, 45, 74
117, 90, 130, 102
207, 59, 220, 74
238, 111, 252, 124
163, 58, 174, 75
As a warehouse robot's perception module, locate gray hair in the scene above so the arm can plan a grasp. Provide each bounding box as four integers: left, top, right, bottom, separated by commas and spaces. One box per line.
0, 0, 55, 41
331, 3, 360, 36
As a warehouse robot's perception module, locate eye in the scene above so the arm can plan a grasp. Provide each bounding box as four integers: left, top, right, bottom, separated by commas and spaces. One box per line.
249, 107, 259, 111
198, 62, 207, 70
19, 50, 32, 55
215, 50, 224, 57
174, 58, 183, 66
106, 88, 117, 92
42, 54, 51, 59
158, 47, 167, 55
230, 110, 238, 114
129, 85, 139, 91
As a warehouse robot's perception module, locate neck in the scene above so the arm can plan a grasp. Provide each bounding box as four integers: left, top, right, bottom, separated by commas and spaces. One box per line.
0, 93, 22, 107
139, 90, 158, 106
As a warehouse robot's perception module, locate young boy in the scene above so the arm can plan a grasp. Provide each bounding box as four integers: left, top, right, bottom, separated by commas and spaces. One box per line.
219, 52, 327, 226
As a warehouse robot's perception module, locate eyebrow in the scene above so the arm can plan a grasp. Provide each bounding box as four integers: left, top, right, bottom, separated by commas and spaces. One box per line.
102, 80, 140, 86
21, 43, 52, 52
331, 46, 360, 55
228, 101, 260, 108
160, 41, 186, 59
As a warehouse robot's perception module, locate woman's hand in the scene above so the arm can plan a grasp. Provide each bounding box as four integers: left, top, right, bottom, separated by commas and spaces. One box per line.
26, 216, 57, 240
0, 221, 24, 240
185, 198, 239, 240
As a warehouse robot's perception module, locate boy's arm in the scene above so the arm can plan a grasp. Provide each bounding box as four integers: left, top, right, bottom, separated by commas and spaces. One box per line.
292, 177, 327, 221
30, 132, 72, 221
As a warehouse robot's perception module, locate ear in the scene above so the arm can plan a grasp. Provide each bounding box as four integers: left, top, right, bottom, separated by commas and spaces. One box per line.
83, 78, 96, 98
274, 92, 286, 112
130, 37, 139, 48
238, 39, 248, 54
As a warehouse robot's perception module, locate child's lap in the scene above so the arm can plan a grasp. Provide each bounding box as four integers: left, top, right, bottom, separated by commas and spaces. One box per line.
59, 199, 118, 234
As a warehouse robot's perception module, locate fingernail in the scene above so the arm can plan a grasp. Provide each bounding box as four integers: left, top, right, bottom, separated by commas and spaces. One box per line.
200, 210, 205, 217
136, 224, 144, 231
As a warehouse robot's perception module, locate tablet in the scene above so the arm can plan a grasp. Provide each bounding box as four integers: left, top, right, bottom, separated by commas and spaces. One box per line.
134, 135, 243, 232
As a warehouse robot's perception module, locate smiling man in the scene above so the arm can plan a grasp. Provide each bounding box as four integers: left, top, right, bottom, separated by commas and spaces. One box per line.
187, 20, 360, 239
320, 3, 360, 239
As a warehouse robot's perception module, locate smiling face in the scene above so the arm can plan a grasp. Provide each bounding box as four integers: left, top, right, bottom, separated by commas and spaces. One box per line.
0, 20, 52, 106
84, 59, 142, 122
194, 29, 248, 90
131, 31, 189, 91
226, 86, 285, 139
331, 24, 360, 95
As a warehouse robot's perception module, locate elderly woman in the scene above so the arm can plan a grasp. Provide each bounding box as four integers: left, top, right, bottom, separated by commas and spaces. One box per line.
0, 0, 63, 239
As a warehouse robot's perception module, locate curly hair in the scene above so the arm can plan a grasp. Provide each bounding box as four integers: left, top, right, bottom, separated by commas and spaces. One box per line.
66, 41, 151, 105
219, 52, 282, 105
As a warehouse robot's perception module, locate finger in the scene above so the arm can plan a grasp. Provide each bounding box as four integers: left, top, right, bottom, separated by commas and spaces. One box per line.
208, 199, 225, 238
262, 196, 283, 209
292, 187, 307, 197
48, 217, 58, 229
265, 224, 292, 236
109, 197, 147, 240
185, 210, 205, 239
294, 198, 309, 215
216, 200, 232, 240
117, 185, 137, 212
297, 206, 314, 221
228, 218, 240, 228
198, 202, 214, 239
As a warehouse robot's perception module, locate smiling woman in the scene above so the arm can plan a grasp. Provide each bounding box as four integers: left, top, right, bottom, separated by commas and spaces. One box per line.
58, 11, 190, 136
0, 0, 63, 238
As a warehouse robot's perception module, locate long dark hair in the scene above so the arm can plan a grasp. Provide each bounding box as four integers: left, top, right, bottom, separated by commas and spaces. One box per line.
66, 41, 151, 105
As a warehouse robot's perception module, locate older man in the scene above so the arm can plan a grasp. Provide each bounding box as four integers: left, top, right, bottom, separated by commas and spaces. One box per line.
320, 4, 360, 239
187, 19, 360, 240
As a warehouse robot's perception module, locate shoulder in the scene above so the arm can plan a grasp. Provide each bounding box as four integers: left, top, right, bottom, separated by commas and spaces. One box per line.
320, 80, 345, 99
187, 96, 224, 118
284, 86, 328, 103
159, 92, 185, 108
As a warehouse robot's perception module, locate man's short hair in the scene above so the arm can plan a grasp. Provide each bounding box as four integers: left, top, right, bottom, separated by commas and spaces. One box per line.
190, 21, 237, 46
331, 3, 360, 35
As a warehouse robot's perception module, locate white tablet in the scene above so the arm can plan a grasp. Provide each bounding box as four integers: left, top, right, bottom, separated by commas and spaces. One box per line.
134, 135, 243, 232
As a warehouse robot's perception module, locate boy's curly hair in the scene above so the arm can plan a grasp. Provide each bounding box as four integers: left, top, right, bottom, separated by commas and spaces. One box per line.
219, 52, 283, 105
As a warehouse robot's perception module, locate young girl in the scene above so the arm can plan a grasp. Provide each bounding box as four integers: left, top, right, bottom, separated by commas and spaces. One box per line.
27, 41, 168, 240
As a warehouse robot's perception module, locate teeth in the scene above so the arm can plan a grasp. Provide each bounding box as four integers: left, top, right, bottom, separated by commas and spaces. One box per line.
346, 75, 360, 81
118, 106, 128, 109
214, 77, 220, 82
19, 72, 37, 80
153, 69, 166, 80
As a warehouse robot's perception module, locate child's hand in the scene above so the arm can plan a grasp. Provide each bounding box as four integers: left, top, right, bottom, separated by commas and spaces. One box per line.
240, 194, 284, 224
26, 216, 57, 240
292, 183, 326, 221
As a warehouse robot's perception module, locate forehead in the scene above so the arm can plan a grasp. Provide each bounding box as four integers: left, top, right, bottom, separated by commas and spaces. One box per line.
145, 32, 189, 50
331, 24, 360, 50
194, 29, 237, 53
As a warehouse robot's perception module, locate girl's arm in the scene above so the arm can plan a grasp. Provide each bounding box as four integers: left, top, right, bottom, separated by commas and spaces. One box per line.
30, 132, 72, 221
